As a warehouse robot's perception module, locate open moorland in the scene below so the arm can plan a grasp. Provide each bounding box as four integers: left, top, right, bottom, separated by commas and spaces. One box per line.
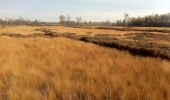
1, 25, 169, 59
0, 25, 169, 100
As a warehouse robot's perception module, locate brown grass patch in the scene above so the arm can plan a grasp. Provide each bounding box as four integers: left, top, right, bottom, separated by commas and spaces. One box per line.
0, 37, 169, 99
0, 26, 170, 99
0, 25, 44, 35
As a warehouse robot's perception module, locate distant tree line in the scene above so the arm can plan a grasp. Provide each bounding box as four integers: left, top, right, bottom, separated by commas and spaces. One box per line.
59, 13, 170, 27
115, 13, 170, 27
58, 14, 113, 27
0, 17, 55, 27
1, 13, 170, 27
59, 15, 83, 26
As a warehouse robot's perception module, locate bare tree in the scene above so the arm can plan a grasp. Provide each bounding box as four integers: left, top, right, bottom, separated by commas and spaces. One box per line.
124, 13, 129, 26
76, 17, 82, 24
59, 15, 65, 24
65, 14, 71, 26
66, 14, 71, 22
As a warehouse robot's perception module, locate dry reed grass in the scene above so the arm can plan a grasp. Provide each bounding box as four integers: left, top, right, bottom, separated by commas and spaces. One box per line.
2, 25, 169, 36
0, 25, 128, 36
0, 25, 43, 35
0, 36, 169, 100
0, 25, 170, 100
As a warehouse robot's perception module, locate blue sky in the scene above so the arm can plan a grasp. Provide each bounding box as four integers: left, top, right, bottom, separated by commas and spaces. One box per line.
0, 0, 170, 22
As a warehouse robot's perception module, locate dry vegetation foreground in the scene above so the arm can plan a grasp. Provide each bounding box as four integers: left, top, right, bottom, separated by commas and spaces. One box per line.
0, 36, 169, 100
0, 26, 170, 100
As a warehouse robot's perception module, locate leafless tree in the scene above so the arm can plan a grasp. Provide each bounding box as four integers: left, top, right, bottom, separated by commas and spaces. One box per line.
66, 14, 71, 22
59, 15, 65, 24
124, 13, 129, 26
76, 17, 82, 24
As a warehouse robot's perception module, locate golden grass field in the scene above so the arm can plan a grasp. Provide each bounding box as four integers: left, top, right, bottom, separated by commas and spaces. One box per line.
0, 25, 170, 100
0, 25, 132, 35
